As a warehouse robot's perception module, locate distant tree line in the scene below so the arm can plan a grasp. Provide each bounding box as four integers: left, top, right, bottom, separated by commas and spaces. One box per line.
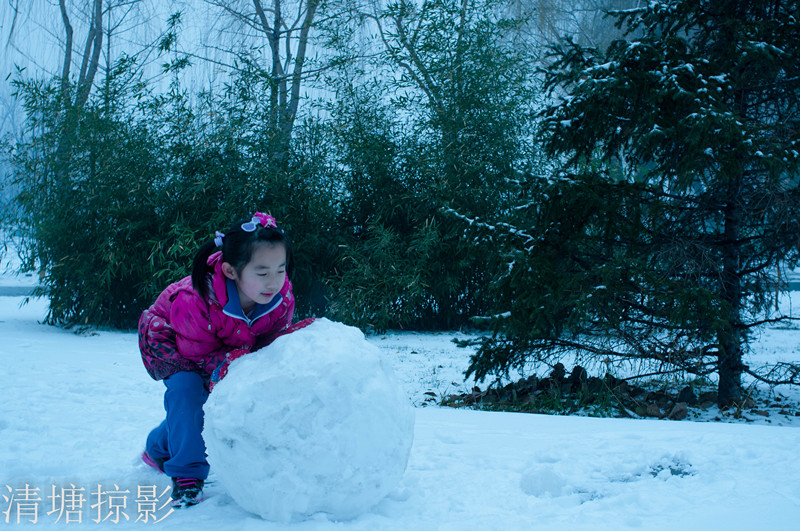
2, 0, 799, 406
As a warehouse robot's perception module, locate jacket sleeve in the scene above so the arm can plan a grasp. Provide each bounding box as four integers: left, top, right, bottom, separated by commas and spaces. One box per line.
170, 290, 227, 369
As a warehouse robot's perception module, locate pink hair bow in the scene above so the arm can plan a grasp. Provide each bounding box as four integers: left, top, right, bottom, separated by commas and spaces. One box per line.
253, 212, 277, 228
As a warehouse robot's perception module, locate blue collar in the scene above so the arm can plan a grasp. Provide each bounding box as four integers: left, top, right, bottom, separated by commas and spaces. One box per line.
222, 278, 282, 326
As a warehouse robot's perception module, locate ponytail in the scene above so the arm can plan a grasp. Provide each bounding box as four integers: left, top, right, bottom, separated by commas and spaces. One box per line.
191, 239, 218, 301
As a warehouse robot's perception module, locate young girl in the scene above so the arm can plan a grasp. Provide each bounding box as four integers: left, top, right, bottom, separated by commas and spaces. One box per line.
138, 212, 294, 507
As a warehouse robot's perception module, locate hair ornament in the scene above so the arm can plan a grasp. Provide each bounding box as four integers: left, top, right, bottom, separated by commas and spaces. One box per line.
214, 231, 225, 248
254, 212, 277, 228
241, 211, 277, 232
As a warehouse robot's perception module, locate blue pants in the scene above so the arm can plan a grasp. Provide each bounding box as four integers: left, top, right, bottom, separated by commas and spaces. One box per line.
145, 371, 210, 480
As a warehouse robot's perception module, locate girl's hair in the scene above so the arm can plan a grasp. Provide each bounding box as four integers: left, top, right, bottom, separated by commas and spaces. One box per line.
191, 219, 294, 301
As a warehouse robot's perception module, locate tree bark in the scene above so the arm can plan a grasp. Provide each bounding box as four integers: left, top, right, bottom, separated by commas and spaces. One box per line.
250, 0, 317, 171
75, 0, 103, 109
717, 169, 744, 407
58, 0, 73, 108
54, 0, 104, 185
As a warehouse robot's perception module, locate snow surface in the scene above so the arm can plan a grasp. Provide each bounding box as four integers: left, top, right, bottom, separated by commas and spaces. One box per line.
205, 319, 414, 522
2, 246, 800, 529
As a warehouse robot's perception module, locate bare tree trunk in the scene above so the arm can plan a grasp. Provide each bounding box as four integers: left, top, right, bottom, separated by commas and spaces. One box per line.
54, 0, 104, 182
75, 0, 103, 109
717, 169, 744, 407
285, 0, 319, 136
58, 0, 74, 107
247, 0, 318, 170
54, 0, 104, 110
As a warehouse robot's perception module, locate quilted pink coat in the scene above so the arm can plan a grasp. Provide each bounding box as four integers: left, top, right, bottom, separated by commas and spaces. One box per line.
139, 251, 294, 381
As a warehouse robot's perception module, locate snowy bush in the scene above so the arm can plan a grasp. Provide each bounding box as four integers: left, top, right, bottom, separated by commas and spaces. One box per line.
204, 318, 415, 522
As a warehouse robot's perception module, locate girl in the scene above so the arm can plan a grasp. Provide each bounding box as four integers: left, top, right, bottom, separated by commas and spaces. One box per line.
138, 212, 294, 507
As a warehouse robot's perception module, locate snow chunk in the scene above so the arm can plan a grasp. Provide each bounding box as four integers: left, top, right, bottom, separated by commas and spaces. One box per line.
204, 318, 415, 522
520, 465, 568, 497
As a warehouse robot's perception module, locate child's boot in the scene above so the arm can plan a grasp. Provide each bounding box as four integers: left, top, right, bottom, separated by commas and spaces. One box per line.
170, 477, 205, 507
141, 451, 166, 474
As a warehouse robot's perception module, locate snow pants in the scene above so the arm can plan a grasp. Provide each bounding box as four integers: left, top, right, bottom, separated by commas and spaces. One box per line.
145, 371, 210, 480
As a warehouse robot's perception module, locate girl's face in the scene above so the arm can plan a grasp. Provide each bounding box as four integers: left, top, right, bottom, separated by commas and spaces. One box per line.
222, 243, 287, 314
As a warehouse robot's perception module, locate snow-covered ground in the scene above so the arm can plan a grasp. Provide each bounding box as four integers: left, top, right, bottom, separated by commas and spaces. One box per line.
2, 251, 800, 529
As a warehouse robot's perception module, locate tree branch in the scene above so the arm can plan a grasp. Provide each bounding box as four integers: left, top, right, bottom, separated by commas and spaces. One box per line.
252, 0, 274, 35
58, 0, 73, 107
287, 0, 319, 127
392, 13, 444, 115
745, 363, 800, 386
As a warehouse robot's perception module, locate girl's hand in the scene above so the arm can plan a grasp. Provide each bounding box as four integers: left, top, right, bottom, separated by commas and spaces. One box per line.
209, 348, 250, 390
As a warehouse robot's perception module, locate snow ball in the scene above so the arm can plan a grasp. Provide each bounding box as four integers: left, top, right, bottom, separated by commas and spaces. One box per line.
520, 465, 568, 497
204, 318, 415, 522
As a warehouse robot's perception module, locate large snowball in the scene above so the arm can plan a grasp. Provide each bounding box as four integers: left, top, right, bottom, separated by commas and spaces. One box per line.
204, 318, 415, 522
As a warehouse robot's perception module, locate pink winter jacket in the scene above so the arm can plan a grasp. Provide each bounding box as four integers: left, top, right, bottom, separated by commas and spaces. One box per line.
138, 251, 294, 381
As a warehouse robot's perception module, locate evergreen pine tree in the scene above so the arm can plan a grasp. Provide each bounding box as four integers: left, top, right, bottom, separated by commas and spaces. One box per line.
467, 0, 800, 406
